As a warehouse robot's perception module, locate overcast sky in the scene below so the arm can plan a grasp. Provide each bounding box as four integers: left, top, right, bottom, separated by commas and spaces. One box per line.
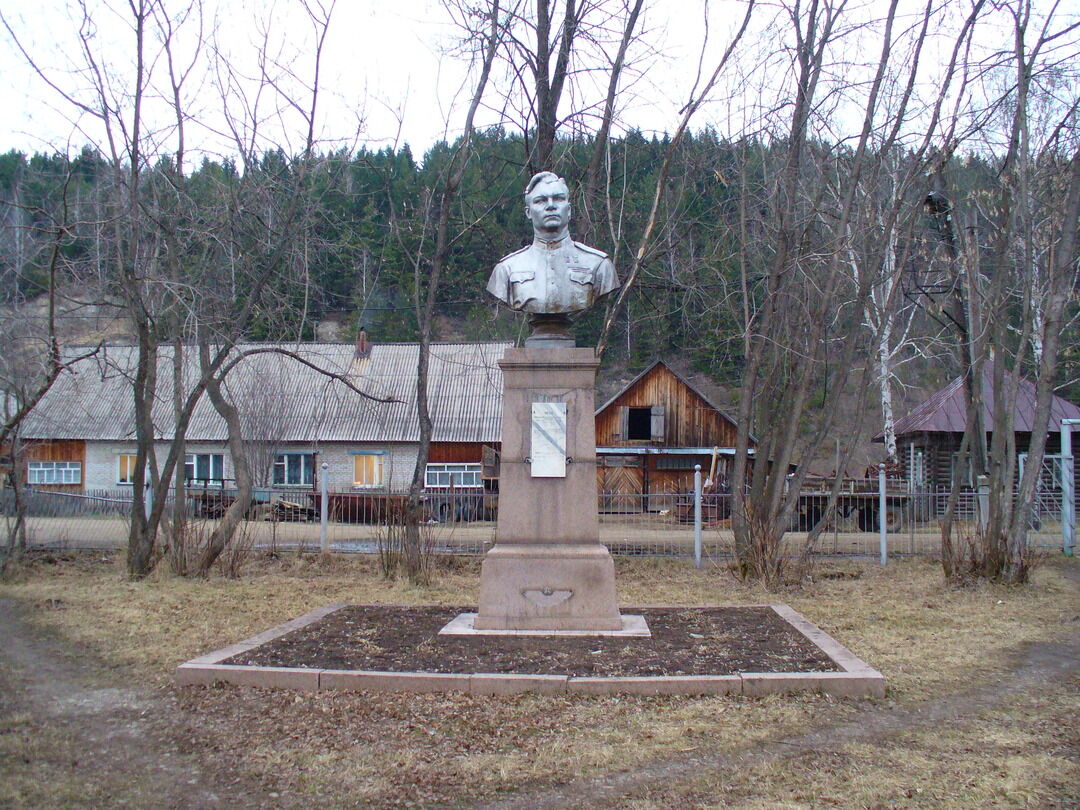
0, 0, 724, 161
1, 1, 1072, 163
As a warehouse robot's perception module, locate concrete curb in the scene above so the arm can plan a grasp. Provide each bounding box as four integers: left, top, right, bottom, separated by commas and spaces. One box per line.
175, 603, 885, 698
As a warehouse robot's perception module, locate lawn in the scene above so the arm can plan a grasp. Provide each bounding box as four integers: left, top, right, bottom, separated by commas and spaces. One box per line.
1, 551, 1077, 808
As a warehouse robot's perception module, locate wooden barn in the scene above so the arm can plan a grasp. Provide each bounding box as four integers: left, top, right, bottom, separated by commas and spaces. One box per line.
884, 372, 1080, 504
594, 361, 750, 510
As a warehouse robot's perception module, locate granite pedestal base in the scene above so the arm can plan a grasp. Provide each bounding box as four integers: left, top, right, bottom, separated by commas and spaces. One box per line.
473, 543, 624, 631
474, 346, 638, 634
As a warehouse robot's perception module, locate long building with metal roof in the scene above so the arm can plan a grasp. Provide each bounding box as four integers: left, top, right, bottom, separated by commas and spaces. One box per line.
16, 341, 510, 493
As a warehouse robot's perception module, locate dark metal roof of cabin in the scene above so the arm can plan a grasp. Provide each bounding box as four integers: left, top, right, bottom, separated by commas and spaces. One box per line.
890, 371, 1080, 437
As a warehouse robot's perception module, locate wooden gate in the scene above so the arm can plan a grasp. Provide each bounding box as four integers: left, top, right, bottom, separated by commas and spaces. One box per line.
597, 456, 644, 513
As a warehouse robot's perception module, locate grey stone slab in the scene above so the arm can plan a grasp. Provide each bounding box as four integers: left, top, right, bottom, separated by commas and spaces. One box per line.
439, 611, 651, 637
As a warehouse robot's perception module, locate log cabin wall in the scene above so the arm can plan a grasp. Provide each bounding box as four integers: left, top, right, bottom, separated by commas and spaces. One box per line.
897, 431, 1079, 511
595, 363, 739, 448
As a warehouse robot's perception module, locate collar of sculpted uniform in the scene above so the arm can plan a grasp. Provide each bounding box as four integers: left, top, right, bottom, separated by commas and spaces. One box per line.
533, 233, 571, 248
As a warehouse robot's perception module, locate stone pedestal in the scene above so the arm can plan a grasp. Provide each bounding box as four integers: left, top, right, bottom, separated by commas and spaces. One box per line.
474, 347, 624, 631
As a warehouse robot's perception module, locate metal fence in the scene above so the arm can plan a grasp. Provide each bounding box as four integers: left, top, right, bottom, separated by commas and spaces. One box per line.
1, 481, 1074, 560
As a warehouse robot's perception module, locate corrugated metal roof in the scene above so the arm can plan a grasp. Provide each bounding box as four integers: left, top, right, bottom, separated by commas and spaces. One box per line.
19, 342, 510, 444
890, 369, 1080, 436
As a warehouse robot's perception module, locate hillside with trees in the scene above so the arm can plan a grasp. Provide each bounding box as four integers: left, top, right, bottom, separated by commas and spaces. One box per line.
3, 132, 1074, 395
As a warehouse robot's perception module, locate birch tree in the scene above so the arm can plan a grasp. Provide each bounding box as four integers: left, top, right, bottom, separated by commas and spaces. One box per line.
931, 0, 1080, 583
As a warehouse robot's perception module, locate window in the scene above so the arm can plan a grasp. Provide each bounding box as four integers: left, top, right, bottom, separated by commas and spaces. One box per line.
28, 461, 81, 485
117, 454, 137, 484
656, 456, 697, 470
908, 447, 926, 491
425, 463, 483, 488
950, 452, 974, 487
627, 407, 652, 440
353, 454, 384, 487
619, 405, 666, 442
185, 453, 224, 485
1019, 454, 1063, 491
273, 453, 313, 486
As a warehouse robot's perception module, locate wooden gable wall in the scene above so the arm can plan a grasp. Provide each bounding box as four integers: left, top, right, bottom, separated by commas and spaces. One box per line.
427, 442, 489, 464
596, 363, 739, 448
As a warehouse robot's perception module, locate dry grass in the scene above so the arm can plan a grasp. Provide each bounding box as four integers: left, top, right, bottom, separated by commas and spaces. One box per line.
1, 550, 1077, 808
621, 680, 1079, 809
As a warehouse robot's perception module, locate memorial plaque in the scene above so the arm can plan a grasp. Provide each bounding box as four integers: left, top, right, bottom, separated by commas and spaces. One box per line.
530, 402, 567, 477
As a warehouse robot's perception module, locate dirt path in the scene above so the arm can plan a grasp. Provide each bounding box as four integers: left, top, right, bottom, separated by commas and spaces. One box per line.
0, 597, 284, 810
472, 632, 1079, 810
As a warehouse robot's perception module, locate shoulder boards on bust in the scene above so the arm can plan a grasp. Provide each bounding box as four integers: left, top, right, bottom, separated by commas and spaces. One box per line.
499, 245, 531, 261
573, 241, 608, 258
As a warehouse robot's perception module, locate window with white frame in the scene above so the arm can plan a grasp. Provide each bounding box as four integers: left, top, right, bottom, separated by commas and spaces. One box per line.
28, 461, 82, 485
117, 454, 137, 484
425, 463, 482, 488
273, 453, 313, 486
353, 453, 385, 487
185, 453, 224, 485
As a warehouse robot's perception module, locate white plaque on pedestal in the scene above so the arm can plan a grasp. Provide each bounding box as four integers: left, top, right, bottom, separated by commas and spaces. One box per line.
530, 402, 567, 477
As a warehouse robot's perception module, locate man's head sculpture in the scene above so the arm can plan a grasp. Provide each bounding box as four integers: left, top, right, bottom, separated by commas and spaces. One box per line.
523, 171, 571, 241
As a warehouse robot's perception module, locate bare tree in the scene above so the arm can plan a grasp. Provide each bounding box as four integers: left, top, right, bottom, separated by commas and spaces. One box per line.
0, 158, 101, 572
2, 0, 361, 577
391, 0, 508, 584
595, 0, 757, 358
930, 0, 1080, 583
715, 0, 984, 583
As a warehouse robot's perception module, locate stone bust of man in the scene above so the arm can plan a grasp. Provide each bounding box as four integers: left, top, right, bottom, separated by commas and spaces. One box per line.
487, 171, 619, 345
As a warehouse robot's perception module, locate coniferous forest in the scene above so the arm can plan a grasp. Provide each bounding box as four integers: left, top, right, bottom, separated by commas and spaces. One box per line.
2, 132, 1074, 395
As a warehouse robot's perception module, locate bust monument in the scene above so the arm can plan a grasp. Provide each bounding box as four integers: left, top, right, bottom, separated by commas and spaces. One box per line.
486, 171, 619, 346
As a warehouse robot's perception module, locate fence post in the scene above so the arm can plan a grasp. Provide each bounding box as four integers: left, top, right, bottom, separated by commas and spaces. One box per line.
878, 462, 886, 566
320, 462, 329, 554
977, 474, 990, 534
1061, 419, 1077, 557
694, 464, 703, 569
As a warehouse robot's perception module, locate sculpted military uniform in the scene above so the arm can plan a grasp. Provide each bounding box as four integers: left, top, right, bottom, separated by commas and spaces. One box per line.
486, 235, 619, 315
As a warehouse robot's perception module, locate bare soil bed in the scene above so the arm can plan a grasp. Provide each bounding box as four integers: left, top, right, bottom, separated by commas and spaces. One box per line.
222, 605, 839, 676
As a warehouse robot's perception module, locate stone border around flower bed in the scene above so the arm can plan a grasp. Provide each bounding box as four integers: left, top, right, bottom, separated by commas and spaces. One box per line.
175, 603, 886, 698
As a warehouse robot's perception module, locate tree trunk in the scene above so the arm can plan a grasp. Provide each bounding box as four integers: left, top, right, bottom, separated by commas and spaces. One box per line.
197, 355, 254, 575
402, 0, 504, 585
